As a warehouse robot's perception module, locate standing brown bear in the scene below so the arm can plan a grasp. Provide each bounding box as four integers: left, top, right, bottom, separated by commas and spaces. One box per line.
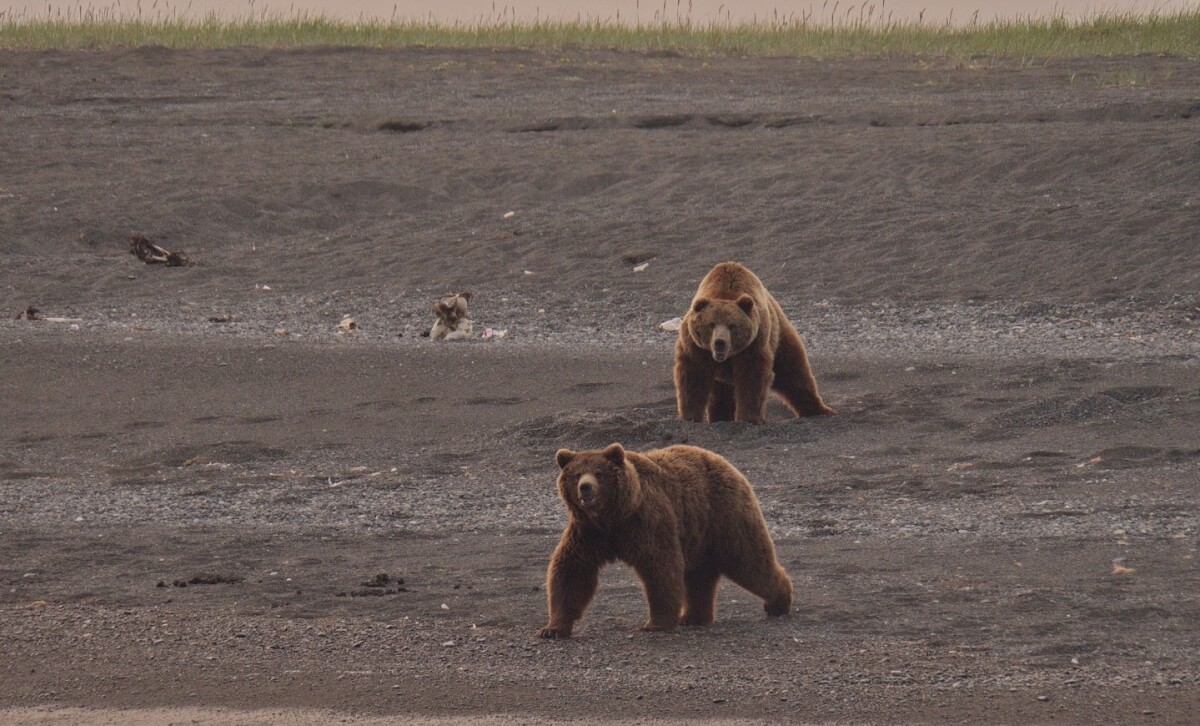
675, 261, 834, 424
539, 443, 793, 638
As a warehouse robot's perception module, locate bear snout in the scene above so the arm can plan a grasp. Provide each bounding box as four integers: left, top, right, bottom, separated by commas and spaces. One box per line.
711, 325, 732, 362
577, 474, 600, 506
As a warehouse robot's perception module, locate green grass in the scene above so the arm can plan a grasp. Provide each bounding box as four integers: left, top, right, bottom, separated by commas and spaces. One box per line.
2, 4, 1199, 57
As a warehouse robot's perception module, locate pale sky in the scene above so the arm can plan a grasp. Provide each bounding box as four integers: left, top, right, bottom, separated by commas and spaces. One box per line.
1, 0, 1196, 24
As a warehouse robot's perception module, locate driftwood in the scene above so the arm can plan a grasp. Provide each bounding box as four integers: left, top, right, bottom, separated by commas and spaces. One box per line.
430, 291, 473, 340
129, 235, 192, 266
13, 305, 82, 323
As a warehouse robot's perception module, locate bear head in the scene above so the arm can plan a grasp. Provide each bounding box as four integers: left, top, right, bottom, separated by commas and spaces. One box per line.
554, 443, 642, 522
685, 294, 759, 363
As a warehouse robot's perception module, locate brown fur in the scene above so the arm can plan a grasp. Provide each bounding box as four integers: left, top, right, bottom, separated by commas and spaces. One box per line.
539, 443, 793, 638
675, 262, 834, 424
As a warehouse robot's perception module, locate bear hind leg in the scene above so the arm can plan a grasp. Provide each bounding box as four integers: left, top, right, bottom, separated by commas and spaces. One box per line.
723, 556, 792, 618
772, 337, 834, 416
680, 566, 721, 626
774, 379, 835, 417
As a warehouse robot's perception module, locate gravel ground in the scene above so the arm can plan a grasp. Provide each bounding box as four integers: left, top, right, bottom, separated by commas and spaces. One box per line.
2, 46, 1199, 723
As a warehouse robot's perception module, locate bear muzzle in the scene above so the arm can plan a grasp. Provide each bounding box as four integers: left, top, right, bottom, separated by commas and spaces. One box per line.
711, 338, 730, 363
577, 474, 600, 507
709, 324, 734, 362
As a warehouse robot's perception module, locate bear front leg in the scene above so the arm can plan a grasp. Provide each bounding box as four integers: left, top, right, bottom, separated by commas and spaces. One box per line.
680, 566, 721, 626
674, 344, 714, 422
623, 528, 686, 632
732, 354, 774, 424
707, 382, 736, 423
541, 525, 603, 639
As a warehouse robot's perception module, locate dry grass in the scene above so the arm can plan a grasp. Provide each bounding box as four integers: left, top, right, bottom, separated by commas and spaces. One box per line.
1, 2, 1198, 57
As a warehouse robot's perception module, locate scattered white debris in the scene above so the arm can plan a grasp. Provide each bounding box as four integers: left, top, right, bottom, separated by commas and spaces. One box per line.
658, 316, 683, 332
274, 328, 289, 336
339, 315, 357, 332
503, 211, 515, 219
441, 603, 450, 610
257, 284, 272, 290
633, 262, 649, 272
482, 328, 508, 339
523, 270, 534, 275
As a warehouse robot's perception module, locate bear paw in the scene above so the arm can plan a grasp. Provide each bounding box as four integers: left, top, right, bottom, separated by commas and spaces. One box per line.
538, 625, 572, 639
763, 598, 791, 617
640, 621, 677, 633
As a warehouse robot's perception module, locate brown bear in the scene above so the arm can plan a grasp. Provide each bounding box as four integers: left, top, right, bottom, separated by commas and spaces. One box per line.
675, 261, 834, 424
539, 443, 792, 638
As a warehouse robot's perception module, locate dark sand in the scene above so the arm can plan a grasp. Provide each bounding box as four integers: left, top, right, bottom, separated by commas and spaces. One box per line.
1, 48, 1199, 723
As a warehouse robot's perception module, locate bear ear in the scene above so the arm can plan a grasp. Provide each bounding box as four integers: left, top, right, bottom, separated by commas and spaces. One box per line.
555, 449, 576, 469
459, 291, 472, 302
691, 298, 709, 314
736, 294, 755, 315
602, 443, 626, 467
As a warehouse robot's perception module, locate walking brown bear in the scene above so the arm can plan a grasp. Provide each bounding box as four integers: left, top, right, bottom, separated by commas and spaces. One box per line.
539, 443, 793, 638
